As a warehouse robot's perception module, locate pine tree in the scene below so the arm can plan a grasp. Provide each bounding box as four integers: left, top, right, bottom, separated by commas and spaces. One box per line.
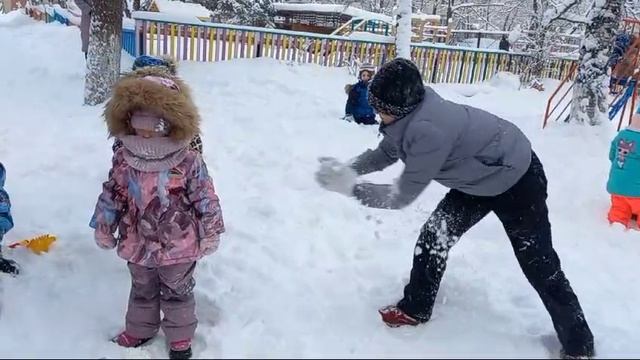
569, 0, 623, 125
84, 0, 123, 105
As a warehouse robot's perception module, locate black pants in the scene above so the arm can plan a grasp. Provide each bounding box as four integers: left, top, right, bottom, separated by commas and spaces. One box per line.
354, 115, 378, 125
397, 152, 594, 357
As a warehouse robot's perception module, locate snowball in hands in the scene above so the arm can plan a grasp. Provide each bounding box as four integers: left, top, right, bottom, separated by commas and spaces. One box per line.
315, 157, 358, 196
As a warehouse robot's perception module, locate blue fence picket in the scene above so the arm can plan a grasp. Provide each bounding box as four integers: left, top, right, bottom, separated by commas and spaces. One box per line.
122, 28, 136, 56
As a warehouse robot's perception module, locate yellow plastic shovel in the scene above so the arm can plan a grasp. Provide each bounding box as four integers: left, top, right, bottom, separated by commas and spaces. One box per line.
8, 234, 57, 255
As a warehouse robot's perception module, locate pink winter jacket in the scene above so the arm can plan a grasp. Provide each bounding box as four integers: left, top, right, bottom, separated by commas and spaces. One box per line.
90, 149, 225, 267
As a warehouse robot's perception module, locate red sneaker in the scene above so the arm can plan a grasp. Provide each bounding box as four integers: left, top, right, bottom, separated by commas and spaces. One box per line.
111, 331, 152, 348
378, 305, 421, 327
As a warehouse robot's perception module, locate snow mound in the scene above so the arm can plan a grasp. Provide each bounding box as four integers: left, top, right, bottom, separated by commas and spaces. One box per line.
488, 71, 521, 91
0, 10, 35, 27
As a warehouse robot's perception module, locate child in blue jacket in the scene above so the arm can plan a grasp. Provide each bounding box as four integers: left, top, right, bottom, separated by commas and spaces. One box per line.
0, 163, 18, 275
344, 64, 377, 125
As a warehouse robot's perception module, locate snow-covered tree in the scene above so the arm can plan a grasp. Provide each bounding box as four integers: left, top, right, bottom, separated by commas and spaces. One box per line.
194, 0, 274, 26
518, 0, 585, 86
624, 0, 640, 16
84, 0, 123, 105
123, 0, 132, 17
133, 0, 153, 11
569, 0, 623, 125
396, 0, 413, 58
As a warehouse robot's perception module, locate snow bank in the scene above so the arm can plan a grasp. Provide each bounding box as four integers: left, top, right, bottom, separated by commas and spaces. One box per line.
0, 9, 35, 27
348, 31, 394, 42
487, 71, 521, 91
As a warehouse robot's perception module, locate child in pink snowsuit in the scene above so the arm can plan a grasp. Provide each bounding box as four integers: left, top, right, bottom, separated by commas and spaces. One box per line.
90, 66, 225, 360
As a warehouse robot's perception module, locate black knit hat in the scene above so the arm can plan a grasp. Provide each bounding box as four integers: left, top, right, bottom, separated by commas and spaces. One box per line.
367, 58, 426, 118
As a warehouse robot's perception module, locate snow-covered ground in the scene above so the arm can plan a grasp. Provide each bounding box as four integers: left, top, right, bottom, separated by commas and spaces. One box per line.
0, 12, 639, 359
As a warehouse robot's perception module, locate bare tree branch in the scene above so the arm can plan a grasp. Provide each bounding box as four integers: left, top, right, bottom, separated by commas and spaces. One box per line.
556, 15, 589, 24
542, 0, 580, 26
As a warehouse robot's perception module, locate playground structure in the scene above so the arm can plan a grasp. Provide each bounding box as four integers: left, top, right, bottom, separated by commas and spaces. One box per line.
543, 18, 640, 130
273, 3, 450, 43
330, 13, 450, 44
2, 0, 26, 12
542, 62, 578, 128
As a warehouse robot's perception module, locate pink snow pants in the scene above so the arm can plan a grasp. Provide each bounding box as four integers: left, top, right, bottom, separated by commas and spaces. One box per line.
125, 261, 197, 342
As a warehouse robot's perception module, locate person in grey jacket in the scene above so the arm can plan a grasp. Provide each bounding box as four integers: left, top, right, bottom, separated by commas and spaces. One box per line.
75, 0, 91, 58
315, 58, 594, 359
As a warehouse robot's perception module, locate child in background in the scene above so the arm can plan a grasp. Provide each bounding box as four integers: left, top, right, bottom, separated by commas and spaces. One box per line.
607, 109, 640, 229
90, 63, 224, 359
0, 163, 18, 276
344, 64, 377, 125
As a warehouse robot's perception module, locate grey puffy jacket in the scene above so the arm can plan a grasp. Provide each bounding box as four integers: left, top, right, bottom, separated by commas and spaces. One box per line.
350, 86, 532, 209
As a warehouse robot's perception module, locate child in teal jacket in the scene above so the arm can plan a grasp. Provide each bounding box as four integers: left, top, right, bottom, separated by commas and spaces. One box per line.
607, 111, 640, 228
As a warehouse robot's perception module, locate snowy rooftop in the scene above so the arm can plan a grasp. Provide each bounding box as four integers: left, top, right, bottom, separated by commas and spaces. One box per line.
409, 11, 441, 21
273, 3, 391, 22
154, 0, 211, 18
273, 3, 440, 23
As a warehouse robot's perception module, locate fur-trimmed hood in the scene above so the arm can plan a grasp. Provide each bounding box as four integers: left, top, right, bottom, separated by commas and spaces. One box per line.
104, 67, 200, 141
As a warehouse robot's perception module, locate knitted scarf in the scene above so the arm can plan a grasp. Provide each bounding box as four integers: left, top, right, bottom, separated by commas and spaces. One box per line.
119, 135, 190, 172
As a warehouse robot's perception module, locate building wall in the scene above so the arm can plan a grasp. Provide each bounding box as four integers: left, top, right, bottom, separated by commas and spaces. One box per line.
3, 0, 28, 12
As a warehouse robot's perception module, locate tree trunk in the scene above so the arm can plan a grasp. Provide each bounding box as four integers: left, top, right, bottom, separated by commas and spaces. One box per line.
569, 0, 623, 125
445, 0, 453, 24
133, 0, 141, 11
84, 0, 123, 106
529, 28, 546, 78
396, 0, 412, 59
526, 1, 546, 81
429, 0, 440, 15
502, 12, 511, 31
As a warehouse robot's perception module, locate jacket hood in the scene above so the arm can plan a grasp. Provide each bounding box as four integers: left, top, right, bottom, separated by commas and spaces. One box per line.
103, 67, 200, 141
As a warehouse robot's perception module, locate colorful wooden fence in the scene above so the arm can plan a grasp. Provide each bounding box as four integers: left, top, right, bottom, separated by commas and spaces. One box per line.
133, 12, 577, 84
136, 19, 396, 68
122, 28, 136, 56
22, 7, 576, 85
